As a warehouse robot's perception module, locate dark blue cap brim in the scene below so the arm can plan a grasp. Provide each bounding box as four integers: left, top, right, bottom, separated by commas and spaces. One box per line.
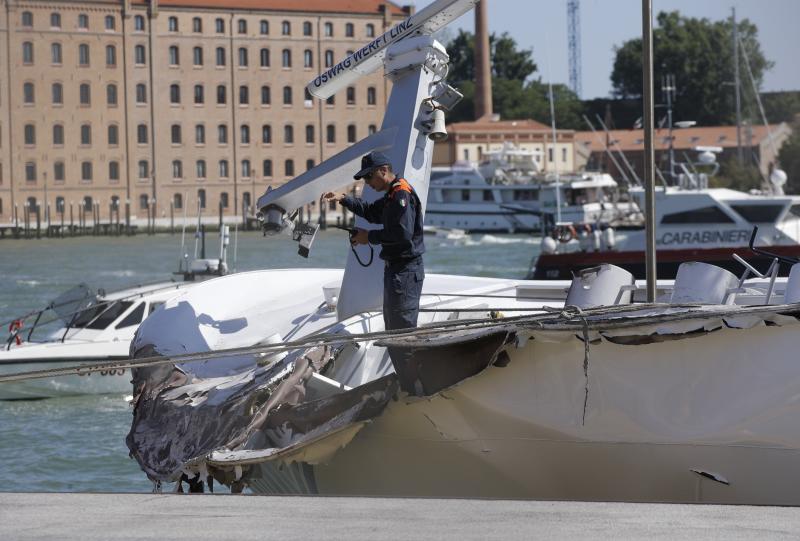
354, 167, 373, 180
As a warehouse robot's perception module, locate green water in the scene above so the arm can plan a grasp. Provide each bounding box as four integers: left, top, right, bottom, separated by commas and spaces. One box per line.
0, 230, 539, 492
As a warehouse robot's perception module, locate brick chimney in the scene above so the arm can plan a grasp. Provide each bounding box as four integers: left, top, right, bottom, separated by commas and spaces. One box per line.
474, 0, 493, 120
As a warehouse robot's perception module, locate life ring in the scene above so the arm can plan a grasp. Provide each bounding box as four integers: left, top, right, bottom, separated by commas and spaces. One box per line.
558, 225, 577, 244
8, 319, 23, 346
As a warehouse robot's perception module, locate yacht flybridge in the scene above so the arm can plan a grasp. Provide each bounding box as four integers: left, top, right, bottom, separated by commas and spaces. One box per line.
0, 225, 232, 400
4, 0, 800, 505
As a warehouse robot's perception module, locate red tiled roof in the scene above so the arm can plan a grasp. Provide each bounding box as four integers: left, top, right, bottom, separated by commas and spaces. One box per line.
575, 124, 788, 152
131, 0, 408, 16
449, 118, 552, 132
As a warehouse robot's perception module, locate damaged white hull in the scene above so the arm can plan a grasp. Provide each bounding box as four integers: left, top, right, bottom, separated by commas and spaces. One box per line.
123, 268, 800, 505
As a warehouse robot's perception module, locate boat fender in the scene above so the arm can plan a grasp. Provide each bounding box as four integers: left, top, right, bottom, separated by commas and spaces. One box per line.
604, 227, 616, 250
7, 319, 23, 346
592, 229, 602, 252
540, 235, 558, 255
559, 225, 576, 244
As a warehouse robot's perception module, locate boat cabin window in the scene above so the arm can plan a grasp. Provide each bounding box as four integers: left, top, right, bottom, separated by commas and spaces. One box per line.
788, 204, 800, 220
483, 190, 493, 201
72, 301, 133, 329
661, 206, 734, 224
115, 302, 146, 329
461, 189, 470, 202
430, 171, 450, 181
512, 190, 537, 201
729, 204, 785, 224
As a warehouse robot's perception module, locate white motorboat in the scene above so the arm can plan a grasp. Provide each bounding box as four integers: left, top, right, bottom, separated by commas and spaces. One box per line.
0, 225, 232, 399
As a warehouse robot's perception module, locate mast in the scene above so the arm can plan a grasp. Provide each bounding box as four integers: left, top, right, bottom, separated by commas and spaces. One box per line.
642, 0, 657, 302
732, 7, 743, 165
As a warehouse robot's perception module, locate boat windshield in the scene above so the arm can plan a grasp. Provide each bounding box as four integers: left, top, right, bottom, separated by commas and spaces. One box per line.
71, 301, 134, 329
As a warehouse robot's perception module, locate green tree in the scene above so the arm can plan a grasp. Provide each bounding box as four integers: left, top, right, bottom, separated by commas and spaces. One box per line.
444, 30, 583, 129
610, 11, 772, 126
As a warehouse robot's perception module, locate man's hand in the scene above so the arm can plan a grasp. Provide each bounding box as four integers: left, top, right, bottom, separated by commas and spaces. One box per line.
350, 229, 369, 246
323, 192, 345, 204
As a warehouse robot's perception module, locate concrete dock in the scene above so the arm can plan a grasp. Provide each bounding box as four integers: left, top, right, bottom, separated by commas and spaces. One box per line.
2, 493, 800, 540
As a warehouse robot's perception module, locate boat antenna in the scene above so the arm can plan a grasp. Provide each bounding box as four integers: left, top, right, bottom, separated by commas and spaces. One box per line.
232, 222, 239, 273
193, 199, 201, 259
178, 191, 188, 272
545, 33, 562, 224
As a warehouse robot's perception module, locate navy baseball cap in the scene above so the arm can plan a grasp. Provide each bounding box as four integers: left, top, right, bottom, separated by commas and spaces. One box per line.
354, 151, 391, 180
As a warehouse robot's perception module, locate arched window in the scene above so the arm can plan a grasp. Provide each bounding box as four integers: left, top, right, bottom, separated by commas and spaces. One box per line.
108, 124, 119, 145
260, 85, 271, 105
346, 86, 356, 105
240, 124, 250, 144
194, 84, 204, 104
195, 124, 205, 144
281, 49, 291, 68
52, 82, 63, 104
303, 21, 312, 36
23, 82, 34, 104
284, 124, 294, 144
77, 13, 88, 29
216, 85, 226, 104
105, 15, 115, 30
168, 45, 179, 66
306, 159, 315, 171
139, 194, 149, 209
23, 124, 35, 145
137, 124, 148, 144
135, 83, 147, 103
79, 83, 91, 105
53, 124, 64, 145
260, 48, 270, 67
220, 192, 230, 208
168, 16, 178, 32
198, 189, 207, 209
109, 161, 120, 181
238, 47, 248, 66
170, 124, 182, 144
169, 83, 180, 104
303, 49, 312, 68
78, 43, 90, 66
262, 159, 273, 177
106, 83, 118, 106
172, 160, 183, 179
324, 50, 333, 68
366, 23, 375, 37
215, 47, 225, 66
367, 86, 377, 105
217, 124, 228, 144
138, 160, 149, 179
324, 22, 333, 37
243, 192, 252, 209
218, 160, 228, 178
282, 86, 292, 105
25, 164, 36, 182
51, 13, 61, 28
305, 125, 314, 144
81, 161, 93, 182
239, 85, 249, 104
260, 20, 269, 35
285, 159, 295, 176
347, 124, 356, 143
262, 125, 272, 144
281, 20, 290, 35
22, 11, 33, 27
134, 15, 145, 31
215, 18, 224, 33
135, 45, 146, 64
237, 19, 247, 34
51, 43, 62, 64
56, 196, 65, 213
22, 41, 33, 64
241, 160, 251, 177
193, 46, 203, 66
326, 124, 335, 143
192, 17, 202, 33
345, 23, 354, 37
196, 160, 206, 178
80, 124, 92, 145
54, 162, 65, 182
173, 193, 183, 210
82, 196, 93, 211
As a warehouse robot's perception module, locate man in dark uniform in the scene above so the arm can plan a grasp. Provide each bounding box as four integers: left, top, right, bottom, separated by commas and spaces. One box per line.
324, 151, 425, 332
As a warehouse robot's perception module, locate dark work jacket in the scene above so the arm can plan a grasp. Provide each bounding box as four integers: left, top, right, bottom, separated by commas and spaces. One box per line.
341, 178, 425, 263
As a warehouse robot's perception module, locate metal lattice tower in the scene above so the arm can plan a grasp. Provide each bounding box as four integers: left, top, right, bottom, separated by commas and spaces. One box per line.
567, 0, 582, 97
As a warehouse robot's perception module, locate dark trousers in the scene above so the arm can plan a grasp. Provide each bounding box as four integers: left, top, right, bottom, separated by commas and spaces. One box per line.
382, 258, 424, 331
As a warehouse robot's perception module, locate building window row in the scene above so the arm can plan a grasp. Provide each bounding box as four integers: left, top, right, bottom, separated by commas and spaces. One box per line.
22, 11, 116, 31
21, 160, 121, 184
